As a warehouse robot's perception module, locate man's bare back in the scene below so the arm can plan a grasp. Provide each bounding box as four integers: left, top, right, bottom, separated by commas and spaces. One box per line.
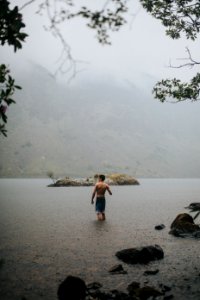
96, 182, 111, 197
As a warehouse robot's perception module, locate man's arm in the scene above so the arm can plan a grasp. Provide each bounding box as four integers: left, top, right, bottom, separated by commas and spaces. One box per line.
106, 184, 112, 195
91, 185, 97, 204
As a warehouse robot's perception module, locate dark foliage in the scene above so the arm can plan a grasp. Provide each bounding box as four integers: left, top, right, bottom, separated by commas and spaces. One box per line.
0, 0, 28, 51
141, 0, 200, 102
0, 0, 27, 136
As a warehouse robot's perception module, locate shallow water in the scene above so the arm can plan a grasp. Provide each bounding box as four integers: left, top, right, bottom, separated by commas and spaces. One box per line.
0, 178, 200, 299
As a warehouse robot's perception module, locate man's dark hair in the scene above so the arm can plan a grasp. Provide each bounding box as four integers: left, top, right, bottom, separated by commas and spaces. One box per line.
99, 174, 105, 181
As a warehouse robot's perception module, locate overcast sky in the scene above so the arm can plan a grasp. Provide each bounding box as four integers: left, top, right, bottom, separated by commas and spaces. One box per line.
1, 0, 200, 84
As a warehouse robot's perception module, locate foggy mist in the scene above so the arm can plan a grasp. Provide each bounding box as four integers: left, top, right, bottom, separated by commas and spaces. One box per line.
0, 0, 200, 178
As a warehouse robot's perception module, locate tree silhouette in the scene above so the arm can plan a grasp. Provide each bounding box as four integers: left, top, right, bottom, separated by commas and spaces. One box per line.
0, 0, 28, 136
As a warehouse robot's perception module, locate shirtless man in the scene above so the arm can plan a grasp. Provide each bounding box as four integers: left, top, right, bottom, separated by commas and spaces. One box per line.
91, 174, 112, 221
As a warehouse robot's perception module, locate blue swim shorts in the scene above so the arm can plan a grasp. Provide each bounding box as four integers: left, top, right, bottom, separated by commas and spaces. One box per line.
95, 197, 106, 213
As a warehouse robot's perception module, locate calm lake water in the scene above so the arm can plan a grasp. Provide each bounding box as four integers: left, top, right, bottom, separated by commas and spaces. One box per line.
0, 178, 200, 300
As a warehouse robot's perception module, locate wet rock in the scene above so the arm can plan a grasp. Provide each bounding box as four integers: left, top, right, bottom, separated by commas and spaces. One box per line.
144, 269, 159, 275
109, 264, 127, 274
193, 231, 200, 238
0, 258, 5, 269
87, 287, 133, 300
159, 284, 172, 293
87, 286, 135, 300
138, 286, 163, 299
169, 213, 200, 237
116, 245, 164, 264
87, 281, 103, 298
185, 202, 200, 222
155, 224, 165, 230
127, 282, 163, 299
87, 290, 112, 300
127, 282, 140, 295
110, 290, 133, 300
94, 291, 109, 300
163, 295, 174, 300
57, 275, 86, 300
87, 282, 102, 290
185, 202, 200, 212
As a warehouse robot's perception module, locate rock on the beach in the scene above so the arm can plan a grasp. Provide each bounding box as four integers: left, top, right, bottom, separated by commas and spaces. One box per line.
155, 224, 165, 230
109, 290, 133, 300
143, 269, 159, 276
87, 289, 133, 300
87, 282, 102, 290
185, 202, 200, 212
115, 245, 164, 264
159, 284, 172, 293
127, 282, 163, 299
169, 213, 200, 237
185, 202, 200, 221
57, 275, 86, 300
109, 264, 127, 274
127, 281, 140, 294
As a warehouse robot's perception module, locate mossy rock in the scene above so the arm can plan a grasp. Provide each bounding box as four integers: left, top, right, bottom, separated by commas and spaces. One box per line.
106, 173, 139, 185
48, 173, 139, 187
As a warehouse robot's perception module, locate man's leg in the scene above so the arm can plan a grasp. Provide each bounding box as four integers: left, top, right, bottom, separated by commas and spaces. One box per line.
97, 212, 102, 221
97, 212, 105, 221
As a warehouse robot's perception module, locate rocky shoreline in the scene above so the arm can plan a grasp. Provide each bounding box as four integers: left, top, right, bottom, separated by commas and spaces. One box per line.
57, 245, 170, 300
57, 203, 200, 300
47, 173, 140, 187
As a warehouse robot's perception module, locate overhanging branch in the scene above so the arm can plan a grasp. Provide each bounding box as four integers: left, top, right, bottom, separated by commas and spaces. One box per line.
169, 47, 200, 69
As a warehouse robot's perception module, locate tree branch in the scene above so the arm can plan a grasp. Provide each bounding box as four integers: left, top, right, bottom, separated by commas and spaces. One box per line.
169, 47, 200, 69
19, 0, 37, 11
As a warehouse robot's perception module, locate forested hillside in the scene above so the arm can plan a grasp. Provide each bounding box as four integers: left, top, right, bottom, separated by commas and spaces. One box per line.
0, 63, 200, 178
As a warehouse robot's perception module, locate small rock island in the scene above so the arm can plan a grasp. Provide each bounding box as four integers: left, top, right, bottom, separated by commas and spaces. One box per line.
47, 173, 139, 187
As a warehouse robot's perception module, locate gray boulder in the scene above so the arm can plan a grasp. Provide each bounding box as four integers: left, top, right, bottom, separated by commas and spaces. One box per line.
169, 213, 200, 238
109, 264, 127, 274
115, 245, 164, 264
127, 282, 163, 299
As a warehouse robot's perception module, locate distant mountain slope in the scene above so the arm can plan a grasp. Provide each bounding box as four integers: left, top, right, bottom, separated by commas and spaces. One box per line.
0, 63, 200, 178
